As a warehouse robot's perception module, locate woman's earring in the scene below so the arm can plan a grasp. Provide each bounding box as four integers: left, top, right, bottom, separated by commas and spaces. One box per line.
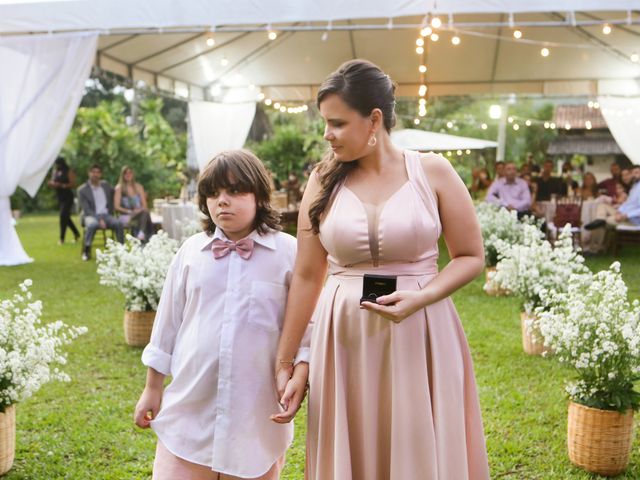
367, 134, 377, 147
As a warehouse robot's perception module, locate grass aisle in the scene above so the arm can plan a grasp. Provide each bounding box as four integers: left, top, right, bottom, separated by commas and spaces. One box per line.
0, 214, 639, 479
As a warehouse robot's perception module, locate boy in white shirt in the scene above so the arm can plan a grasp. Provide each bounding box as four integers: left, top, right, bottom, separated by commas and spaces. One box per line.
134, 150, 310, 479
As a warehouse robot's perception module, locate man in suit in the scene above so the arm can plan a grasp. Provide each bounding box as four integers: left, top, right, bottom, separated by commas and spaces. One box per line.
77, 164, 124, 260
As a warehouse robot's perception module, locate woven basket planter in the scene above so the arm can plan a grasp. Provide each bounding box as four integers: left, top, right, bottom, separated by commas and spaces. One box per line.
520, 312, 550, 356
123, 310, 156, 347
0, 405, 15, 475
484, 267, 507, 296
567, 402, 634, 476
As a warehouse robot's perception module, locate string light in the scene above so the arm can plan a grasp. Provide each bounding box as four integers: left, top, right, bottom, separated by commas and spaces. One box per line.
279, 106, 286, 112
602, 24, 612, 35
257, 92, 265, 100
585, 120, 592, 130
268, 30, 278, 40
205, 33, 215, 47
220, 57, 229, 66
587, 100, 594, 108
541, 47, 550, 57
544, 121, 550, 128
430, 16, 442, 29
513, 29, 522, 39
593, 102, 600, 109
418, 65, 427, 73
465, 149, 471, 154
414, 118, 420, 125
416, 38, 425, 47
420, 26, 433, 37
565, 123, 571, 130
525, 119, 532, 126
631, 53, 639, 62
446, 121, 454, 128
418, 98, 427, 105
451, 35, 461, 45
430, 33, 440, 42
481, 123, 488, 130
416, 47, 424, 54
507, 116, 514, 123
273, 102, 281, 109
456, 149, 463, 155
418, 84, 427, 96
550, 122, 556, 129
264, 98, 272, 106
513, 124, 520, 130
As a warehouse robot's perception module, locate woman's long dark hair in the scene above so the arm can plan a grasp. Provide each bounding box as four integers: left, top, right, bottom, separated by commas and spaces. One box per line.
308, 59, 397, 234
54, 156, 69, 174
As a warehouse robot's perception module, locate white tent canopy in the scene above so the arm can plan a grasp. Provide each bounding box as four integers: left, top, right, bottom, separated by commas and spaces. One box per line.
1, 1, 639, 100
391, 129, 498, 151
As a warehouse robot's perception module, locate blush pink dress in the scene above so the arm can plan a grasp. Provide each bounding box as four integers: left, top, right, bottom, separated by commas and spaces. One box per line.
306, 150, 490, 480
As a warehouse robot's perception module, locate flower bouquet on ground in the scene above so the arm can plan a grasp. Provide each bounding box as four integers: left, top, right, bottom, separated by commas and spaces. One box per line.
536, 262, 640, 476
491, 224, 589, 355
0, 280, 87, 474
96, 231, 178, 346
475, 203, 540, 295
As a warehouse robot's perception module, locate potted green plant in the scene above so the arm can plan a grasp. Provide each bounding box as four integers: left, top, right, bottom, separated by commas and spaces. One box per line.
0, 280, 87, 475
536, 262, 640, 476
96, 231, 178, 346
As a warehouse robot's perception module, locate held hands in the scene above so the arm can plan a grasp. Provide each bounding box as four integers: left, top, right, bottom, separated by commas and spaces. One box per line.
133, 386, 162, 429
360, 289, 426, 323
271, 362, 309, 424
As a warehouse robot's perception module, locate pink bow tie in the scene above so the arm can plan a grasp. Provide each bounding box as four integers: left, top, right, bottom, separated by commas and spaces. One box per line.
212, 238, 255, 260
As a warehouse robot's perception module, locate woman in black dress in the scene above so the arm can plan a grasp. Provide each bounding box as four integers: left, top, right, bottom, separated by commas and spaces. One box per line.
48, 156, 80, 244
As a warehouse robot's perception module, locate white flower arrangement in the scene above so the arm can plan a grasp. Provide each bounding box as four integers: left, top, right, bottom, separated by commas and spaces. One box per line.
536, 262, 640, 412
96, 231, 179, 312
489, 224, 589, 314
0, 280, 87, 411
476, 202, 540, 267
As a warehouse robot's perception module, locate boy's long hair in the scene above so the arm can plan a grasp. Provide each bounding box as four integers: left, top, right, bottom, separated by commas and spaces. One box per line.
198, 150, 281, 235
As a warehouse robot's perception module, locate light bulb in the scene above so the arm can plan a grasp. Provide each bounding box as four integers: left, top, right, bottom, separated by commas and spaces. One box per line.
414, 118, 420, 125
430, 33, 439, 42
631, 53, 639, 63
585, 120, 592, 130
206, 34, 215, 47
513, 124, 520, 131
451, 36, 460, 45
416, 47, 424, 54
420, 26, 433, 37
268, 30, 277, 40
602, 24, 612, 35
264, 98, 272, 106
431, 17, 442, 29
541, 47, 550, 57
416, 38, 424, 47
481, 123, 488, 130
513, 29, 522, 39
418, 65, 427, 73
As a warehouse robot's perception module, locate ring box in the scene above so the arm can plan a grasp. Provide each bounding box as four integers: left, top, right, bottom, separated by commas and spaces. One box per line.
360, 274, 397, 304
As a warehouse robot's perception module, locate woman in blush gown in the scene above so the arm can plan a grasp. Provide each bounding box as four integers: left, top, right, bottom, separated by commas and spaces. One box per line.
271, 60, 490, 480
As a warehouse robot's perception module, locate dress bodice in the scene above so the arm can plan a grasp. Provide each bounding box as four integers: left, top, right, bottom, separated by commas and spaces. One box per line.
319, 150, 441, 270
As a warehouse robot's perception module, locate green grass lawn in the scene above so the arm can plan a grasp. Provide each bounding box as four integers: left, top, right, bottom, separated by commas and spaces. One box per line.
1, 213, 639, 479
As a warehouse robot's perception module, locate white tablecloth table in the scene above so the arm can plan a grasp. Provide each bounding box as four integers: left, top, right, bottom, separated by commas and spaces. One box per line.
158, 201, 200, 239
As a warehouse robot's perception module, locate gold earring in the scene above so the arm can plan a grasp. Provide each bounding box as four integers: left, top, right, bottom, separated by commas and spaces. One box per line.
368, 135, 377, 147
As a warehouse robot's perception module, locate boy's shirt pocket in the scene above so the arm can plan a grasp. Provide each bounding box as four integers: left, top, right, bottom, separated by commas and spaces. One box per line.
248, 281, 287, 332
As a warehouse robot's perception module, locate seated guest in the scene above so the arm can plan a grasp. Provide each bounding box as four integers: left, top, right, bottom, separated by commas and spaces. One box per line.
562, 161, 579, 195
494, 160, 505, 180
621, 168, 633, 193
579, 172, 599, 200
534, 159, 566, 201
469, 167, 492, 200
78, 164, 124, 261
584, 179, 640, 253
486, 161, 532, 214
632, 166, 640, 183
597, 162, 622, 198
114, 166, 154, 242
613, 181, 629, 207
524, 152, 540, 175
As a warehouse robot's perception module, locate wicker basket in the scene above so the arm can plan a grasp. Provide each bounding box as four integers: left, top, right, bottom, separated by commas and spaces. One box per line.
123, 310, 156, 347
484, 267, 510, 296
0, 405, 15, 475
567, 402, 634, 476
520, 311, 550, 356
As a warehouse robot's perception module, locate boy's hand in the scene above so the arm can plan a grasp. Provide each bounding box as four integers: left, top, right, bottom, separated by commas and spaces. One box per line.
134, 386, 162, 429
270, 362, 309, 424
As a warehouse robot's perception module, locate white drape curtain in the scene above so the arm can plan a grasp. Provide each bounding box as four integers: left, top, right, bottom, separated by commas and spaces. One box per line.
187, 101, 256, 171
598, 96, 640, 166
0, 32, 97, 266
